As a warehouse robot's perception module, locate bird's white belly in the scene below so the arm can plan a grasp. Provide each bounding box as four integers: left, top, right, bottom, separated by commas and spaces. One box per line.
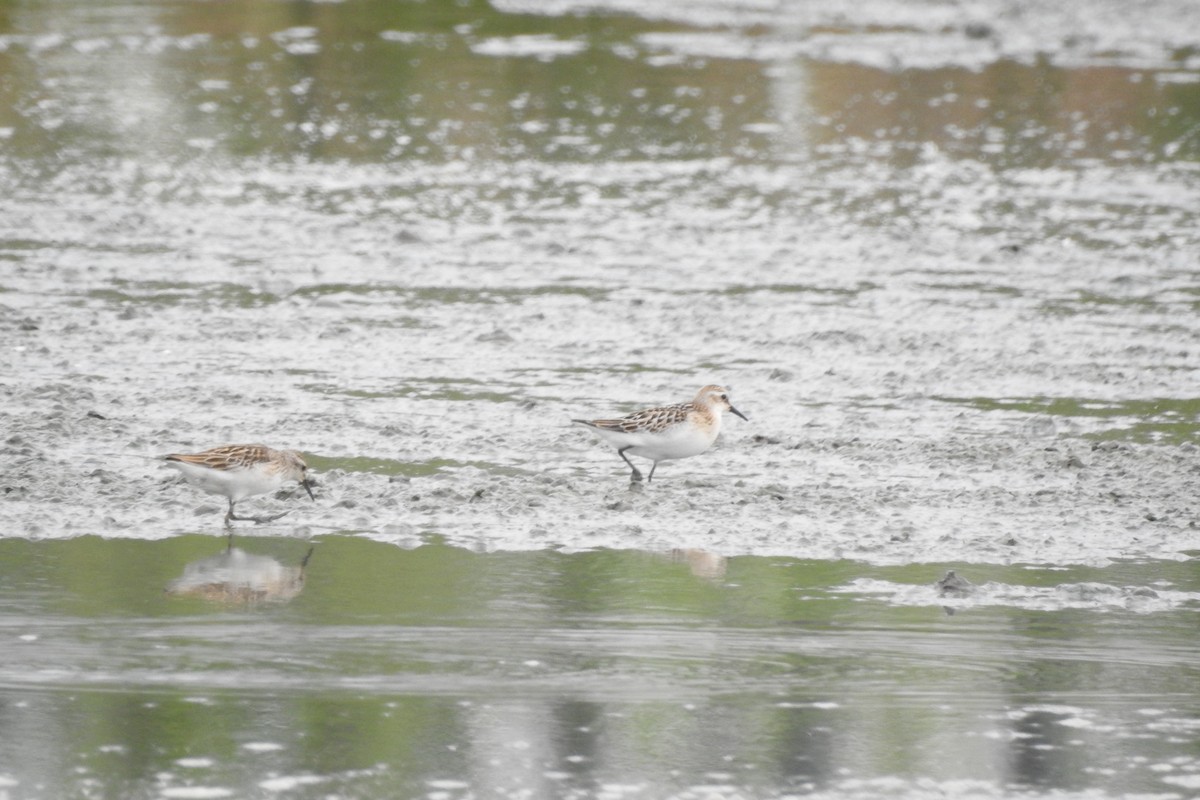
626, 424, 717, 462
169, 462, 279, 502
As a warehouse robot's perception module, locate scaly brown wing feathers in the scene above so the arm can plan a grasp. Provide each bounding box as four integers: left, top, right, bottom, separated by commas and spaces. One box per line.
165, 445, 273, 471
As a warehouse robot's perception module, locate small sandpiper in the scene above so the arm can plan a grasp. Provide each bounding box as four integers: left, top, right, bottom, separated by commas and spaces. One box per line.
573, 385, 748, 483
165, 444, 315, 527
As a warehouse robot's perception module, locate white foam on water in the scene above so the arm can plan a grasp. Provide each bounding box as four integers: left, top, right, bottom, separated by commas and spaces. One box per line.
259, 774, 325, 792
159, 788, 233, 799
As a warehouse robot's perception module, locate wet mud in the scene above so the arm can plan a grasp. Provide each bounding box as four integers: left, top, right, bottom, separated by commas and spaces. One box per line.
2, 215, 1197, 564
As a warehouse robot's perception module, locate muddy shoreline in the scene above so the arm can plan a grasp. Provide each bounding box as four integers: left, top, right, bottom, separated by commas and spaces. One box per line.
1, 0, 1198, 567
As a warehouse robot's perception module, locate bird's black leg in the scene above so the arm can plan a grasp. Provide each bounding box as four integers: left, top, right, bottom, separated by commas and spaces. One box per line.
647, 462, 659, 484
618, 447, 643, 482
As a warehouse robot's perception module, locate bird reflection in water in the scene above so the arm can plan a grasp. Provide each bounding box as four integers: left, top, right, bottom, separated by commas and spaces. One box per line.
668, 548, 728, 580
166, 541, 314, 605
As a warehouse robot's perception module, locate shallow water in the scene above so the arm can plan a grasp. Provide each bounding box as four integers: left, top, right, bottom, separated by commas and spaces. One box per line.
1, 0, 1199, 796
3, 535, 1200, 799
